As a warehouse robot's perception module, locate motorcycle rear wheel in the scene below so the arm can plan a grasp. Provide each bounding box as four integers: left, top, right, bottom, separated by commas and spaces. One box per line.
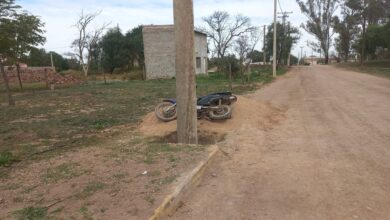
155, 102, 177, 122
208, 105, 232, 120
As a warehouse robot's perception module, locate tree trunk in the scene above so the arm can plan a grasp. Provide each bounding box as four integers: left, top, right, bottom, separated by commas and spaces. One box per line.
0, 62, 15, 106
16, 63, 23, 91
360, 17, 367, 65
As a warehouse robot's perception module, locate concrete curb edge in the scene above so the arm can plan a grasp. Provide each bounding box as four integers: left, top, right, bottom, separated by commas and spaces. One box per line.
148, 145, 221, 220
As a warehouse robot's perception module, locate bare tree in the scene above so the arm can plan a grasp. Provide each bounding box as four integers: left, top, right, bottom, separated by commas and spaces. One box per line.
234, 28, 261, 80
72, 10, 108, 76
296, 0, 339, 64
201, 11, 256, 59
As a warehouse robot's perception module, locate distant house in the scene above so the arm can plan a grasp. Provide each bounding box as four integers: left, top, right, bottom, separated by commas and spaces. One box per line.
143, 25, 208, 80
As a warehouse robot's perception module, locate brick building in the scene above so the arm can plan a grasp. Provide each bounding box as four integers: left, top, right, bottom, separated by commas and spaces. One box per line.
142, 25, 208, 79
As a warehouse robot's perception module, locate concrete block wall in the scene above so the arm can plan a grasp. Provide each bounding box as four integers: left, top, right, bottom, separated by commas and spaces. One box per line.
143, 25, 208, 80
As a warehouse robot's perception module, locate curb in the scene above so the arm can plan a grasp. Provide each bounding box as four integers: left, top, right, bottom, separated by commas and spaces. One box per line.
148, 145, 221, 220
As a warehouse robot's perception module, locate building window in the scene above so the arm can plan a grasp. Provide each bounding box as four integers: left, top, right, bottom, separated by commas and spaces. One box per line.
196, 57, 201, 69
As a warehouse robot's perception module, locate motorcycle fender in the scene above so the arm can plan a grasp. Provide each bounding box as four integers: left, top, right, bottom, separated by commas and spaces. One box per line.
163, 99, 177, 104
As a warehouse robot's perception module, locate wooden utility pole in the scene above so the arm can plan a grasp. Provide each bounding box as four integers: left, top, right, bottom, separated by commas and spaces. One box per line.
173, 0, 198, 144
263, 25, 266, 65
229, 63, 232, 91
272, 0, 277, 77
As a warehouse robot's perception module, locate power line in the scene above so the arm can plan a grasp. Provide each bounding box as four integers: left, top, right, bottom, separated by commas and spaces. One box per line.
277, 0, 284, 14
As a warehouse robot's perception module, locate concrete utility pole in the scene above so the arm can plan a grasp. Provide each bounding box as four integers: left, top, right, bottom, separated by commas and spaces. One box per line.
300, 46, 304, 65
273, 0, 277, 77
277, 12, 292, 66
263, 25, 266, 65
173, 0, 198, 144
50, 52, 55, 71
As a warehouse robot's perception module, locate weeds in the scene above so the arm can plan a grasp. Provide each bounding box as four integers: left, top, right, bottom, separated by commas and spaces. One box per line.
77, 181, 106, 198
41, 163, 83, 183
0, 151, 15, 166
13, 206, 48, 220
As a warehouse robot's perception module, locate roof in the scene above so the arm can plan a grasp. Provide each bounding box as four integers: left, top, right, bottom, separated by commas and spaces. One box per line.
143, 25, 207, 36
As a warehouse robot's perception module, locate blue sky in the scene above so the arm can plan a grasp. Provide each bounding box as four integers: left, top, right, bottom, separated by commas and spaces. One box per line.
18, 0, 318, 57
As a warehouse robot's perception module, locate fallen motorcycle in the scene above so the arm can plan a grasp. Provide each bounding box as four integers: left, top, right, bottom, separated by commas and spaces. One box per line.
155, 92, 237, 122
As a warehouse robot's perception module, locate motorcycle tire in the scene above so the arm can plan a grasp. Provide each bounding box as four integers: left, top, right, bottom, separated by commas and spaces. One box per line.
155, 102, 177, 122
208, 105, 232, 120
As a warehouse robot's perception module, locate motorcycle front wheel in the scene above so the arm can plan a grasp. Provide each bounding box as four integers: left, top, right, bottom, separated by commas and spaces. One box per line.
155, 102, 177, 122
208, 105, 232, 120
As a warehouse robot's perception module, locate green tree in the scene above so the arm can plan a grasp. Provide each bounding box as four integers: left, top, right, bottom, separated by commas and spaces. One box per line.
101, 27, 128, 74
0, 0, 19, 17
265, 22, 300, 67
11, 12, 46, 90
334, 0, 360, 61
125, 25, 144, 70
247, 50, 265, 63
0, 0, 21, 106
347, 0, 388, 63
296, 0, 338, 64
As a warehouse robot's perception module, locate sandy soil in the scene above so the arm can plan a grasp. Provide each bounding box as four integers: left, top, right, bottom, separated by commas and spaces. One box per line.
0, 125, 209, 220
169, 65, 390, 220
139, 96, 285, 138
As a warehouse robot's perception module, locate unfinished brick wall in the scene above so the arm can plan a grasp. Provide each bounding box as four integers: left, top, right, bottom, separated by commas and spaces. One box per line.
1, 67, 83, 85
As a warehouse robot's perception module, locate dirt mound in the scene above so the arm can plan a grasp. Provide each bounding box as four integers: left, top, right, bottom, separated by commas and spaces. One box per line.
139, 96, 285, 138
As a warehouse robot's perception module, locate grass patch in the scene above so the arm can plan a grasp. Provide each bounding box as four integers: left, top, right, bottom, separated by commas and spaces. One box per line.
13, 206, 48, 220
0, 66, 287, 164
77, 181, 106, 199
41, 163, 83, 183
0, 151, 15, 166
144, 194, 155, 205
335, 60, 390, 78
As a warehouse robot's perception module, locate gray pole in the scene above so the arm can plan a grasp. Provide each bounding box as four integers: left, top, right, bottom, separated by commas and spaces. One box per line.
173, 0, 198, 144
263, 25, 266, 65
273, 0, 277, 77
50, 52, 55, 71
300, 46, 304, 65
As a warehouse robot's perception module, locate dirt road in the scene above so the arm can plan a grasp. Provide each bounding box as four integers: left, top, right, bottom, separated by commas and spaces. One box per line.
170, 66, 390, 220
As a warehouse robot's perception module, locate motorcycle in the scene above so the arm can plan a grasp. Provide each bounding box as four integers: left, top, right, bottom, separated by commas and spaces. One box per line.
155, 92, 238, 122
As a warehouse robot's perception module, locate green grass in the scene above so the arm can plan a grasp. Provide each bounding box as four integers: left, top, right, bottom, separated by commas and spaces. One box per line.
77, 181, 106, 199
13, 206, 48, 220
0, 66, 287, 165
335, 60, 390, 78
0, 151, 15, 166
41, 162, 84, 183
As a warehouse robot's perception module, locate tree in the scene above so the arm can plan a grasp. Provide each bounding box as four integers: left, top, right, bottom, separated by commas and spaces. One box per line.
247, 50, 265, 63
265, 22, 300, 67
234, 28, 260, 80
10, 12, 45, 90
125, 26, 144, 70
72, 10, 107, 76
0, 0, 19, 17
101, 26, 128, 74
346, 0, 389, 63
296, 0, 338, 64
334, 1, 360, 61
0, 0, 20, 106
201, 11, 255, 59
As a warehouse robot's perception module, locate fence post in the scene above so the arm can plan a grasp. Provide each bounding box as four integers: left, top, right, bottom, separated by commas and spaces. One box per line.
44, 68, 49, 89
229, 63, 233, 92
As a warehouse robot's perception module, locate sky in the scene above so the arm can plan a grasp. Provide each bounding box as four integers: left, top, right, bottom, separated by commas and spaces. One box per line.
19, 0, 319, 58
